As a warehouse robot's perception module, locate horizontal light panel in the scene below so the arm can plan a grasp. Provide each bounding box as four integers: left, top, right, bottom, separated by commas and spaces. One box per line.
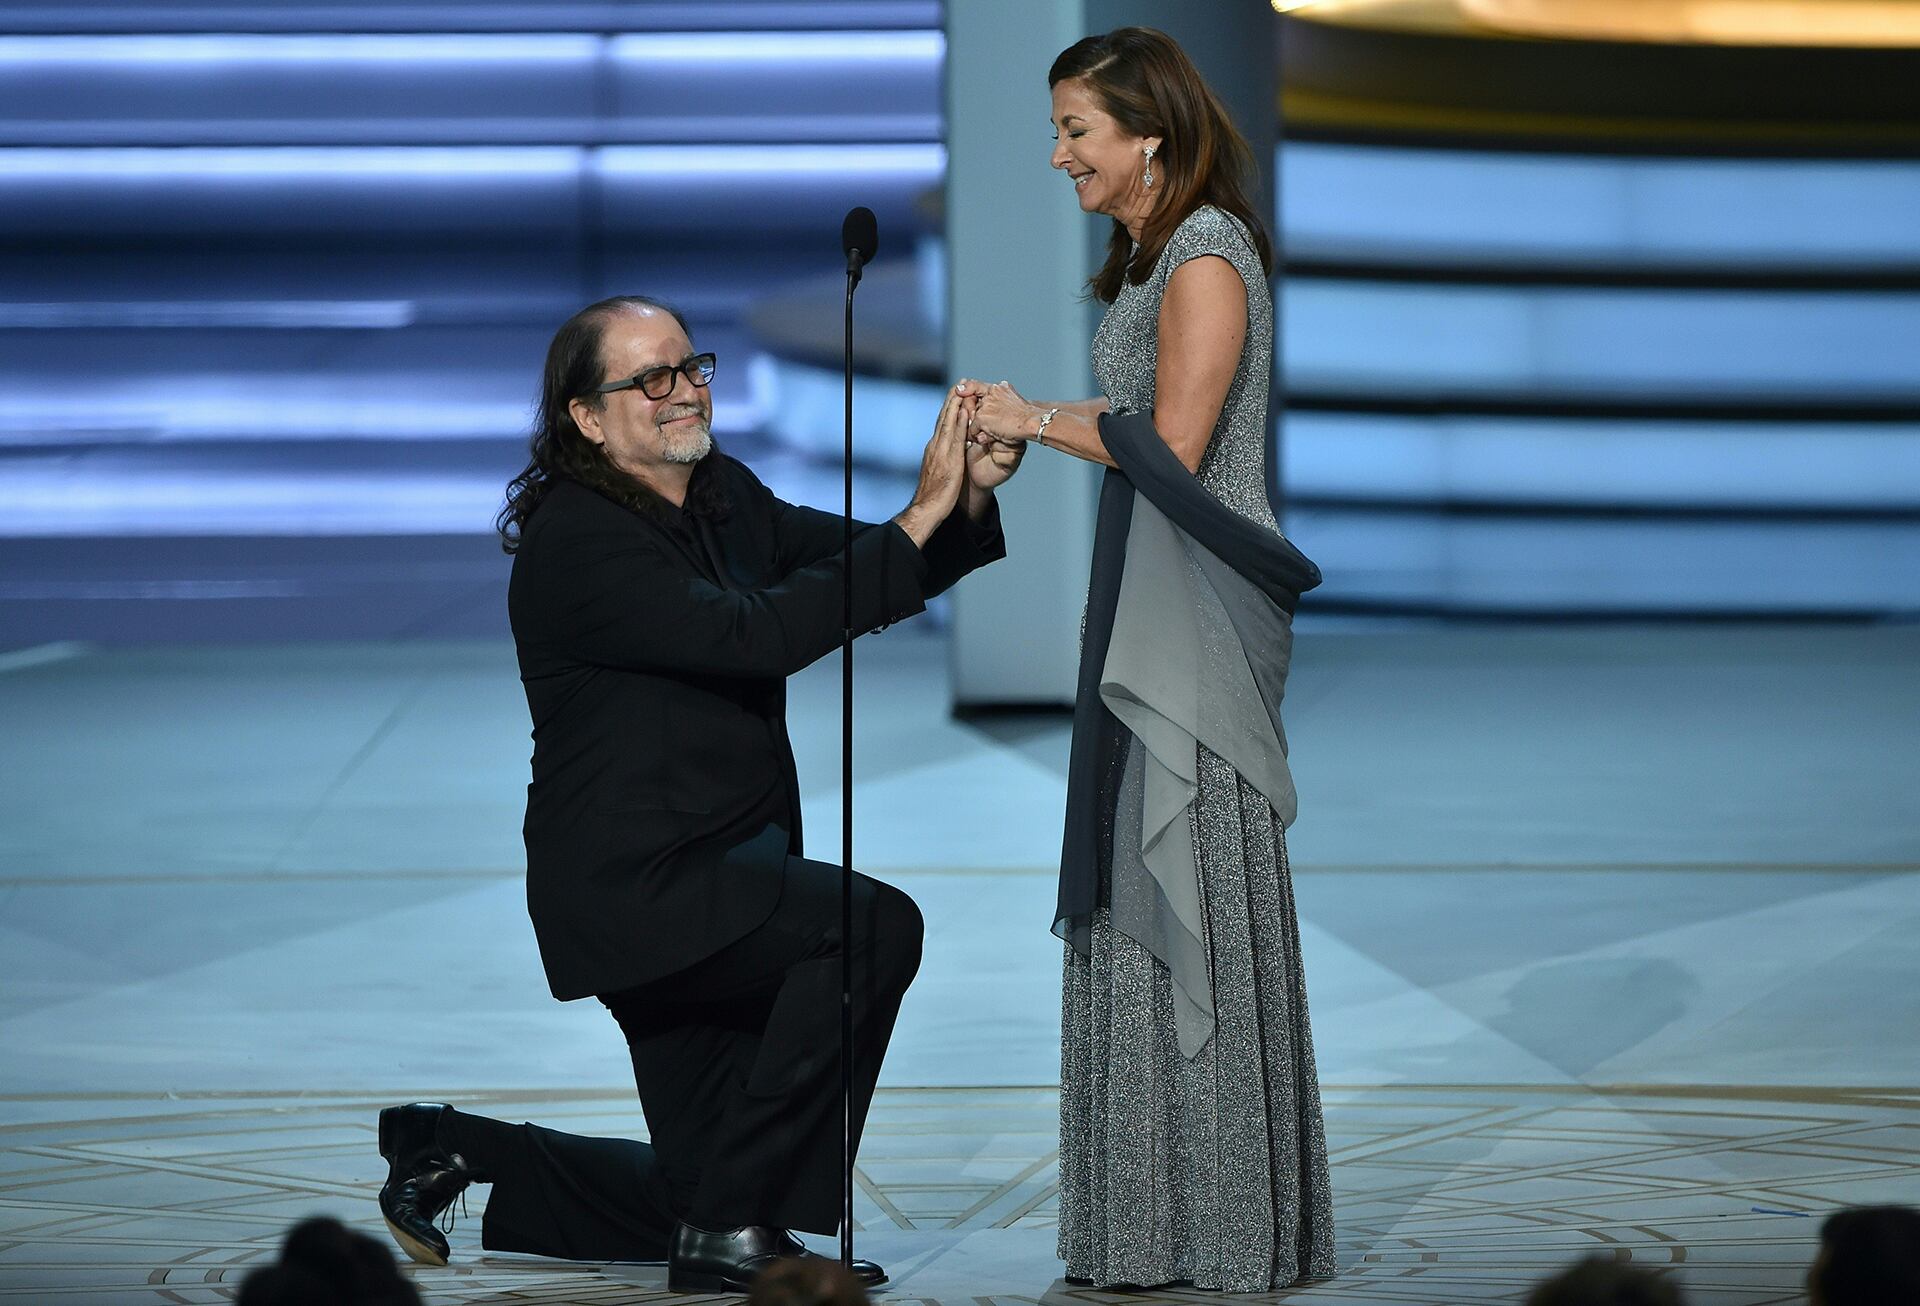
2, 464, 512, 538
0, 395, 764, 444
609, 31, 941, 60
0, 31, 941, 145
0, 143, 939, 178
0, 30, 940, 66
0, 145, 581, 177
597, 143, 942, 177
1282, 412, 1920, 509
0, 326, 767, 445
1282, 142, 1920, 268
0, 301, 417, 329
1283, 281, 1920, 397
1288, 511, 1920, 612
0, 144, 942, 236
0, 34, 598, 60
0, 2, 943, 34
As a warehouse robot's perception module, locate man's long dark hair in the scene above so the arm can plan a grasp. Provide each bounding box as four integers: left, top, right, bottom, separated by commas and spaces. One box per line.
1049, 27, 1274, 304
495, 294, 727, 553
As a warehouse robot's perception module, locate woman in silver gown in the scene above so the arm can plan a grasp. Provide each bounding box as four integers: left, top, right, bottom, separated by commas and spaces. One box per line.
958, 27, 1338, 1293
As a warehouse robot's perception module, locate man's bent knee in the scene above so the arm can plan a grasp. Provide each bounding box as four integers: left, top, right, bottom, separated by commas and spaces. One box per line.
866, 880, 924, 989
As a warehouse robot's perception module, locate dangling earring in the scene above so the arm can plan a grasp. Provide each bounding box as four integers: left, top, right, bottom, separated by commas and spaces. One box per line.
1142, 145, 1155, 190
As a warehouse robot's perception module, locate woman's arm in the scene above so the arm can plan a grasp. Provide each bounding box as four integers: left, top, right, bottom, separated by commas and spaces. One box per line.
957, 387, 1116, 467
1153, 255, 1246, 473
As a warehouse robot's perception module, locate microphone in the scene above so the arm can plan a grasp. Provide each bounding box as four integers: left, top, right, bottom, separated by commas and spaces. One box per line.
841, 206, 878, 286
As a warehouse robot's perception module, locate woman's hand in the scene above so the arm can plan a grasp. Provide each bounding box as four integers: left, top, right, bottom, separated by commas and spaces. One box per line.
955, 378, 1039, 442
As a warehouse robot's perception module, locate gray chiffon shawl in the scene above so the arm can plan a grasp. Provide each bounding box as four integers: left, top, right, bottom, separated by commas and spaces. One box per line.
1054, 411, 1322, 1058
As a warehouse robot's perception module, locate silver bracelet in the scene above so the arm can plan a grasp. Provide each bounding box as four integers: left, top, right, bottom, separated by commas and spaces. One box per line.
1034, 407, 1060, 446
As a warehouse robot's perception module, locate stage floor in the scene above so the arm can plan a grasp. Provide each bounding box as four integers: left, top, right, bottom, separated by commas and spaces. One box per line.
2, 622, 1916, 1304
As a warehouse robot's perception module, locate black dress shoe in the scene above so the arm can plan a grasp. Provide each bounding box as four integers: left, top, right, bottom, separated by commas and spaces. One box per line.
377, 1103, 486, 1267
667, 1222, 888, 1293
770, 1228, 887, 1288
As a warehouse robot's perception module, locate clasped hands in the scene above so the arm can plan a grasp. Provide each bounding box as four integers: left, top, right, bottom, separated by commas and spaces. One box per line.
893, 377, 1040, 546
953, 378, 1047, 453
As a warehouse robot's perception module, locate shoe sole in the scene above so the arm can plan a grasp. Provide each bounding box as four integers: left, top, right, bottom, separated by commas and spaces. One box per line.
667, 1269, 749, 1292
383, 1214, 451, 1267
665, 1266, 888, 1293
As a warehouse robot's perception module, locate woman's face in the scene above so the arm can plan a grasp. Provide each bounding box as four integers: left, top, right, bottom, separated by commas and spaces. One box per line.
1049, 78, 1160, 226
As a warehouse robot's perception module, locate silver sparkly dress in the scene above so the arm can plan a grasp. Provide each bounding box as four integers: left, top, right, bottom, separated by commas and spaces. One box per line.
1058, 205, 1338, 1291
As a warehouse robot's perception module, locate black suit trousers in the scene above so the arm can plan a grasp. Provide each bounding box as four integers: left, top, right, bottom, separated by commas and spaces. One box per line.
447, 857, 923, 1260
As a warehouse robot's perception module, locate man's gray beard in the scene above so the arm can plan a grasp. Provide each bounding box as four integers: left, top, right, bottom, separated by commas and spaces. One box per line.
660, 419, 713, 465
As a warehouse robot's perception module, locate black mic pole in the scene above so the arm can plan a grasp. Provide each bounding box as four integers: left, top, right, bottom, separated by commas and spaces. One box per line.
838, 205, 877, 1274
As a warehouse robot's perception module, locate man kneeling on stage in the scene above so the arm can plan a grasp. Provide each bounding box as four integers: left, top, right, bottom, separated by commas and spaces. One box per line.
376, 295, 1015, 1292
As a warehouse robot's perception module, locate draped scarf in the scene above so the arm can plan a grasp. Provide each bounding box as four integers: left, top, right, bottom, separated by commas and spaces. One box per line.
1053, 410, 1323, 1058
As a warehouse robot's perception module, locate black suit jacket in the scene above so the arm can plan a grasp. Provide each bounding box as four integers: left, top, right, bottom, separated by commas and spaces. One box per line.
507, 459, 1004, 1001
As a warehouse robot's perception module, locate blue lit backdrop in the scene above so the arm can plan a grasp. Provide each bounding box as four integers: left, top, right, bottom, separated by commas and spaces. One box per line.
2, 1, 1916, 633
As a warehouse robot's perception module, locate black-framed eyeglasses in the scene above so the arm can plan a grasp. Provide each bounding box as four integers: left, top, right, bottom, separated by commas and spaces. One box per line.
594, 352, 717, 400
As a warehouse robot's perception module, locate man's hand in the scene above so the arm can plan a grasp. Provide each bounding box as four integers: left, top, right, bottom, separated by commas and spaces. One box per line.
892, 388, 969, 548
965, 416, 1024, 499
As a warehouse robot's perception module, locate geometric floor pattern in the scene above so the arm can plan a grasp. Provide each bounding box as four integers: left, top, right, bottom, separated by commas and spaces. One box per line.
5, 628, 1917, 1303
2, 1084, 1909, 1304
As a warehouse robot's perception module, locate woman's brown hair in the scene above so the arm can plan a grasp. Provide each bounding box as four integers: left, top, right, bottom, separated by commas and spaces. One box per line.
1049, 27, 1274, 304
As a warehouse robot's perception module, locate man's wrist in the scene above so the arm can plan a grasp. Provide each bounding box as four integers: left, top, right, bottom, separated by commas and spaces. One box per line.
963, 479, 994, 520
892, 505, 937, 548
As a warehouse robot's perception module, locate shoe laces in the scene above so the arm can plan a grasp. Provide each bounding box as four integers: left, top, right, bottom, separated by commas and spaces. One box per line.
428, 1152, 472, 1238
437, 1187, 469, 1238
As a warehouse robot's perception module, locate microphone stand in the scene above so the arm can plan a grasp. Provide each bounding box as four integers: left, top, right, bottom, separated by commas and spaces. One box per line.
837, 202, 874, 1276
839, 245, 861, 1275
